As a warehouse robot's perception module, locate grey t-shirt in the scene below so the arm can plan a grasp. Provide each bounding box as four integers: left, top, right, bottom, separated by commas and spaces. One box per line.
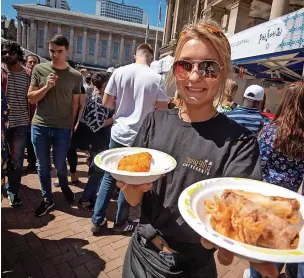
133, 110, 261, 258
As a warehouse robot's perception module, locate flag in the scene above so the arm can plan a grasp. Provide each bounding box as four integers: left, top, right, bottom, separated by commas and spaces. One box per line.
145, 18, 150, 43
158, 2, 162, 23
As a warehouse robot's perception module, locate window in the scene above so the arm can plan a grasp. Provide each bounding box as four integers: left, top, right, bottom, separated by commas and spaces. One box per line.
113, 41, 120, 60
101, 40, 108, 58
77, 36, 83, 54
124, 43, 131, 61
89, 38, 96, 56
38, 29, 44, 48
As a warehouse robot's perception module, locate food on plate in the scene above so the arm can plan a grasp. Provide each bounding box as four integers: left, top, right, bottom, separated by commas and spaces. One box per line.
118, 152, 152, 172
204, 190, 302, 249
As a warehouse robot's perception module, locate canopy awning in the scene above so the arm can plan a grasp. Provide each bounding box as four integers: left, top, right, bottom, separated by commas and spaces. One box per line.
229, 9, 304, 81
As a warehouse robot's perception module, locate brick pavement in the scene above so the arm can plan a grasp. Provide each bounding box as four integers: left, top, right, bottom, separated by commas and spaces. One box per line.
2, 152, 249, 278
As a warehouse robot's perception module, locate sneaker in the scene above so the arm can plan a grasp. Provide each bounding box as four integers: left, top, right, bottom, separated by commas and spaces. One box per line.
35, 200, 54, 217
112, 220, 138, 234
243, 269, 251, 278
78, 199, 94, 211
8, 194, 22, 207
91, 218, 107, 235
53, 180, 60, 187
61, 185, 75, 203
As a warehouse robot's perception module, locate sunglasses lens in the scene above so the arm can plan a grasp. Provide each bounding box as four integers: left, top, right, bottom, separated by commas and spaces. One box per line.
1, 51, 7, 56
174, 61, 192, 80
199, 61, 220, 79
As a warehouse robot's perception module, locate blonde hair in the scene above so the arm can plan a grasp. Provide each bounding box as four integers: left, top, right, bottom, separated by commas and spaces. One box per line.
220, 78, 238, 107
166, 20, 232, 103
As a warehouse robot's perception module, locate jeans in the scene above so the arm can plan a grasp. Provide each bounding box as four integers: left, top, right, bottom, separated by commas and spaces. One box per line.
32, 125, 71, 202
92, 138, 130, 227
250, 264, 284, 278
27, 131, 36, 165
6, 126, 28, 197
67, 147, 78, 174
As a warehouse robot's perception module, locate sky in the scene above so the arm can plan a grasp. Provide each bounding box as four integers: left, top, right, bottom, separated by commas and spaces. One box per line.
2, 0, 166, 27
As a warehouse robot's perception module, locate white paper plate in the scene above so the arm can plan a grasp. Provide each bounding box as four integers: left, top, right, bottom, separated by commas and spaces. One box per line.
94, 147, 177, 185
178, 177, 304, 263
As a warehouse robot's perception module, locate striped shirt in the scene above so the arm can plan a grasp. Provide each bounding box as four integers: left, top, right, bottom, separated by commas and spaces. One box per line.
225, 107, 264, 134
6, 69, 29, 128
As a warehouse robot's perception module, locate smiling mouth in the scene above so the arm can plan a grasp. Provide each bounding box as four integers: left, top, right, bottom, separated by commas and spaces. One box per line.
186, 87, 206, 93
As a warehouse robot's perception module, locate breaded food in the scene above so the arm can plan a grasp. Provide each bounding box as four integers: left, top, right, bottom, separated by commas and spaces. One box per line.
204, 190, 302, 249
118, 152, 152, 172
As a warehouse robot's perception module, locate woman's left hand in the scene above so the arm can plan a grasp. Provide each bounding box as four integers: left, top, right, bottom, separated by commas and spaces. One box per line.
200, 238, 279, 277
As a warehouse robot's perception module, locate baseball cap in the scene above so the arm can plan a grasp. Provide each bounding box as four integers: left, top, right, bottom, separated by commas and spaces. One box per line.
244, 85, 265, 101
106, 67, 115, 73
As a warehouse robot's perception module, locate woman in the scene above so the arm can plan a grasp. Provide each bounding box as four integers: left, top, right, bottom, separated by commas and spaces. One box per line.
117, 21, 277, 278
216, 78, 238, 113
247, 81, 304, 278
76, 72, 114, 210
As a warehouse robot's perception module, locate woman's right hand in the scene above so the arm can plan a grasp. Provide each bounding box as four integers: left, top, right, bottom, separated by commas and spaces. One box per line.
116, 181, 153, 192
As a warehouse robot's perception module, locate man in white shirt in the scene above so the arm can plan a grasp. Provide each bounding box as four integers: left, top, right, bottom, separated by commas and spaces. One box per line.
91, 43, 168, 235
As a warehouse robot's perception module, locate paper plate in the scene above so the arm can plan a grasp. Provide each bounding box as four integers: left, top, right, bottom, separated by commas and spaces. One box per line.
178, 177, 304, 263
94, 147, 177, 185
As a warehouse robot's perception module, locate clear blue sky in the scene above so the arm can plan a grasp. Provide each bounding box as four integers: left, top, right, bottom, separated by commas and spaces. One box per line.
2, 0, 166, 27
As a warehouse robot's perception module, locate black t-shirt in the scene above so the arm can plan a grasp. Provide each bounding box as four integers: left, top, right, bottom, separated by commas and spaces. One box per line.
132, 109, 261, 256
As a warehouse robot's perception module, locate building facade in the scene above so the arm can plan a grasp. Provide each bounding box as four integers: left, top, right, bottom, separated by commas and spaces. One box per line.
1, 15, 17, 41
160, 0, 304, 58
13, 4, 163, 69
45, 0, 70, 10
95, 0, 147, 24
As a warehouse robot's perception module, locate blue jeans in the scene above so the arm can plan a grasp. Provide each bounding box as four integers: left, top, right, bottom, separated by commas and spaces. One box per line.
92, 138, 130, 227
32, 125, 71, 202
82, 174, 102, 203
6, 126, 28, 197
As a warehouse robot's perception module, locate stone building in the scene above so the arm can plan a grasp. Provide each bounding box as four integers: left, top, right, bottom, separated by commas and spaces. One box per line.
12, 4, 163, 69
1, 15, 17, 41
160, 0, 304, 58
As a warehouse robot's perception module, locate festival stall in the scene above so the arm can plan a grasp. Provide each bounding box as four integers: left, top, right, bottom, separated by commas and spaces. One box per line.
228, 8, 304, 112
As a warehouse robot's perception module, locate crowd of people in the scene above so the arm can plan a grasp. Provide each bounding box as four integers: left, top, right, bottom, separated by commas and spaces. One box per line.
1, 19, 303, 278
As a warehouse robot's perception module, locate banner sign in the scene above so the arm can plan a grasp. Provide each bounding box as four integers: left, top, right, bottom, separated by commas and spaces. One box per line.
229, 9, 304, 61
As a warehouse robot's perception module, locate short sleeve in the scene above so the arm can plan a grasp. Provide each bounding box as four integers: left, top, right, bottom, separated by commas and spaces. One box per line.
72, 75, 83, 95
156, 82, 168, 102
224, 134, 262, 181
132, 112, 153, 148
30, 67, 39, 87
105, 71, 117, 97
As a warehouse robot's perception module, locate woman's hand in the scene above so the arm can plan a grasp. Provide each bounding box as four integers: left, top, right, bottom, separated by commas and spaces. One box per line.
116, 181, 152, 192
200, 238, 279, 277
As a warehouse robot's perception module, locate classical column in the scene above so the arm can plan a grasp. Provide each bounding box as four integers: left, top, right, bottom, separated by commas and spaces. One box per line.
27, 23, 31, 51
69, 26, 75, 60
57, 24, 62, 34
227, 0, 253, 36
29, 18, 37, 52
94, 30, 100, 65
171, 0, 184, 41
269, 0, 288, 20
82, 27, 88, 63
164, 0, 175, 45
17, 16, 22, 45
119, 35, 125, 65
131, 37, 136, 56
106, 32, 113, 66
22, 20, 28, 48
43, 20, 49, 56
203, 6, 226, 26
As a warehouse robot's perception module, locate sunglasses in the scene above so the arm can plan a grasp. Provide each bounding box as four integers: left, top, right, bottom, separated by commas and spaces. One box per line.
173, 60, 222, 80
1, 50, 17, 56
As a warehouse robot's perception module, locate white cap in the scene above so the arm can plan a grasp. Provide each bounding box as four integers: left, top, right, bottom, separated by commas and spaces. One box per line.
244, 85, 265, 101
106, 67, 115, 73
